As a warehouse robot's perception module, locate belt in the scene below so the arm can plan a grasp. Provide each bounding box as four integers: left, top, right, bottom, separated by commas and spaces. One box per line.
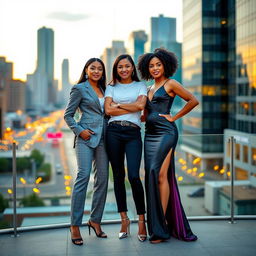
110, 120, 139, 128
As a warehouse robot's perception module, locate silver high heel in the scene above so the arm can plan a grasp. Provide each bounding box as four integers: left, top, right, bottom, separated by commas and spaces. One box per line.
119, 218, 130, 239
137, 220, 147, 242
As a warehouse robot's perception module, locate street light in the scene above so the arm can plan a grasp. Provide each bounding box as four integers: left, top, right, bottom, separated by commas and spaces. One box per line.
33, 188, 40, 193
7, 189, 13, 205
35, 177, 42, 184
20, 177, 26, 185
20, 177, 27, 197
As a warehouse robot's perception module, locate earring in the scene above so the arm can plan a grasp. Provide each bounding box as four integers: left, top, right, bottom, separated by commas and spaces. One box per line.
85, 74, 88, 79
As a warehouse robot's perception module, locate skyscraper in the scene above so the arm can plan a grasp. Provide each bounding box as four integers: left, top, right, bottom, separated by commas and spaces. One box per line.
61, 59, 71, 104
229, 0, 256, 133
101, 41, 127, 82
128, 30, 148, 64
223, 0, 256, 183
37, 27, 55, 105
150, 14, 176, 52
182, 0, 230, 174
27, 71, 48, 111
0, 57, 12, 138
182, 0, 256, 178
26, 27, 55, 112
7, 80, 26, 112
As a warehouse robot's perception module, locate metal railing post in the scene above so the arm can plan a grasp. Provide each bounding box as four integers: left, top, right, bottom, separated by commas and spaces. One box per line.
12, 141, 18, 237
229, 136, 235, 224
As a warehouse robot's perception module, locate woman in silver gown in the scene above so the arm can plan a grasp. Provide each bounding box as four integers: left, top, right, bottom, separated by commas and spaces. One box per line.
138, 48, 199, 243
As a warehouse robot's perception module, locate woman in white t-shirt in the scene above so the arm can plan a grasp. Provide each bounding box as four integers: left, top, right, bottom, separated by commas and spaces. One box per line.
104, 54, 147, 242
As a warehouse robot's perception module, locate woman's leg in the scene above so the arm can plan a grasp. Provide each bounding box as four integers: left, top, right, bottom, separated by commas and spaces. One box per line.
158, 148, 173, 216
90, 138, 109, 223
70, 141, 94, 243
88, 138, 109, 236
125, 128, 147, 238
148, 148, 173, 244
106, 125, 127, 213
125, 128, 145, 215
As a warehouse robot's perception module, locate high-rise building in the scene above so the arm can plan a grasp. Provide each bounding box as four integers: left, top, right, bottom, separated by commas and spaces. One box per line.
37, 27, 55, 105
27, 71, 48, 111
150, 14, 177, 52
61, 59, 71, 104
182, 0, 230, 174
128, 30, 148, 64
182, 0, 256, 178
223, 0, 256, 184
101, 41, 127, 82
0, 57, 12, 138
26, 27, 55, 112
7, 80, 26, 112
229, 0, 256, 133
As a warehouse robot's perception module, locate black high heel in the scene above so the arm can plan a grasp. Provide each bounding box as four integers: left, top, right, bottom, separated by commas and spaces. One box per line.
87, 220, 107, 238
70, 227, 83, 246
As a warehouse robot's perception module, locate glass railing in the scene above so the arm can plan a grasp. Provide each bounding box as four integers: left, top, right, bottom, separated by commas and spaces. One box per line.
1, 119, 256, 233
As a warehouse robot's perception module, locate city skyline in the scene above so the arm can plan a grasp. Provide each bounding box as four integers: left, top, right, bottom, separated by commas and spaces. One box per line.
0, 0, 183, 83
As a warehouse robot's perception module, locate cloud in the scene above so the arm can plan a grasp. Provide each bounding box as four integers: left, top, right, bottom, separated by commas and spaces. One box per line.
47, 12, 90, 21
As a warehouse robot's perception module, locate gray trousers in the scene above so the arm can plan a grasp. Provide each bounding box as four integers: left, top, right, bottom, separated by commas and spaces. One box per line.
71, 137, 109, 226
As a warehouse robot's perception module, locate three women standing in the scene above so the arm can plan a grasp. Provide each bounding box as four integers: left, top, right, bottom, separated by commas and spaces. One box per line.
104, 54, 147, 242
138, 48, 198, 243
64, 58, 109, 245
65, 49, 199, 245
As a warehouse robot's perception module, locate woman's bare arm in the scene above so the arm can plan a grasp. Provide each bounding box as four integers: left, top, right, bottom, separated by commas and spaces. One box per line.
104, 97, 131, 116
117, 95, 147, 112
160, 79, 199, 122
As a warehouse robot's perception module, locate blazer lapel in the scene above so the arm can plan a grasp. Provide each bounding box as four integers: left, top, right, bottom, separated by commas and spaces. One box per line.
84, 81, 102, 112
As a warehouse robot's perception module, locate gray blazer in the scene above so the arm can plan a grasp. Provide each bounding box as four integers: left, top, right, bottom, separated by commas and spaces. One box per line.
64, 81, 106, 148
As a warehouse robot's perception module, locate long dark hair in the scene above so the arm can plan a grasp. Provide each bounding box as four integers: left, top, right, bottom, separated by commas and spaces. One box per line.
77, 58, 106, 91
111, 54, 140, 85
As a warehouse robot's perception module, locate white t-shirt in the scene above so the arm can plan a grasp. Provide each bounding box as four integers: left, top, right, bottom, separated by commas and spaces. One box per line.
105, 81, 147, 127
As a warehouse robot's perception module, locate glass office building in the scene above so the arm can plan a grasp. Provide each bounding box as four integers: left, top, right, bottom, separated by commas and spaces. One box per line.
182, 0, 256, 174
232, 0, 256, 133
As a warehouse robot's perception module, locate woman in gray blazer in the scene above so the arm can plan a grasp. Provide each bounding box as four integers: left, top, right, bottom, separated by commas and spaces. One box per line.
64, 58, 109, 246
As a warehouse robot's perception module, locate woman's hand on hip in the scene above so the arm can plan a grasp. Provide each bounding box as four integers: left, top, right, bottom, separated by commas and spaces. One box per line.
80, 129, 95, 140
159, 114, 175, 122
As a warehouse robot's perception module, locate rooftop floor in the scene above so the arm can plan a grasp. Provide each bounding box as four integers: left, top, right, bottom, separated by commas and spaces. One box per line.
0, 220, 256, 256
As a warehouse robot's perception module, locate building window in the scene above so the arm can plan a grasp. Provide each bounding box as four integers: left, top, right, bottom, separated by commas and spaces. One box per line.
238, 102, 249, 115
252, 102, 256, 115
235, 167, 248, 180
252, 148, 256, 166
235, 143, 240, 160
243, 145, 248, 163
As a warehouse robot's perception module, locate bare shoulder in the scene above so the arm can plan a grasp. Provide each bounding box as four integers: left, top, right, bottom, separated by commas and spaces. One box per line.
164, 79, 181, 95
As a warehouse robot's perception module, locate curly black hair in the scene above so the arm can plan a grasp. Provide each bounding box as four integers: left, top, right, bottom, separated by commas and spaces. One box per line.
138, 48, 178, 81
